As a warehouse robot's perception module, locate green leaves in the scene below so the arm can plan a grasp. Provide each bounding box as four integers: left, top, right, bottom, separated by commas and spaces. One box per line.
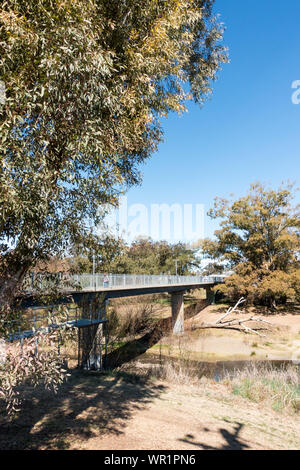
103, 238, 199, 276
203, 183, 300, 306
0, 0, 226, 304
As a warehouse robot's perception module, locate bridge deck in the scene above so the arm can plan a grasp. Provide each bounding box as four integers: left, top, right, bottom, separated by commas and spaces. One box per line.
20, 276, 224, 307
25, 274, 224, 294
69, 281, 217, 297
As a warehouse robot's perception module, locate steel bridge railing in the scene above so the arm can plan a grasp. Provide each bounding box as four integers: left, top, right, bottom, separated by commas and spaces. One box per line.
74, 273, 225, 291
24, 273, 225, 292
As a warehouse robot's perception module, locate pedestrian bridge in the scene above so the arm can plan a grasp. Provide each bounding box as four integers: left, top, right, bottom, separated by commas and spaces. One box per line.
56, 273, 224, 296
12, 273, 225, 370
25, 273, 225, 334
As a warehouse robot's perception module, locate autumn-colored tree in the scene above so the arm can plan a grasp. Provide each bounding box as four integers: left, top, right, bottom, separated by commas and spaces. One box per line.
0, 0, 227, 308
202, 183, 300, 307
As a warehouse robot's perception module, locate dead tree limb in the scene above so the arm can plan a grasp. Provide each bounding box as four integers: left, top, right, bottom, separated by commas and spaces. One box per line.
192, 298, 274, 336
214, 297, 246, 324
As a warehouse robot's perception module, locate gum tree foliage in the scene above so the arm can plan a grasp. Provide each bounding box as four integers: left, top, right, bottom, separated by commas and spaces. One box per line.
100, 237, 199, 275
0, 0, 227, 307
0, 332, 67, 415
68, 233, 126, 274
201, 261, 225, 276
202, 183, 300, 307
51, 237, 200, 275
67, 237, 200, 275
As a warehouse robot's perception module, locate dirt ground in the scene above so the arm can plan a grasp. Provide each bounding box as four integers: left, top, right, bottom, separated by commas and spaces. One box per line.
0, 370, 299, 450
78, 380, 300, 451
1, 296, 299, 451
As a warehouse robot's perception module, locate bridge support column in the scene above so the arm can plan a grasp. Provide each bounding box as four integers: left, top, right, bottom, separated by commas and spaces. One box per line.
171, 291, 185, 334
77, 296, 108, 371
205, 287, 215, 305
79, 323, 103, 370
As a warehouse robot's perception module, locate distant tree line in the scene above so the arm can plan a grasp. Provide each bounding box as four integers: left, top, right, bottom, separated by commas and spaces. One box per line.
67, 238, 201, 276
34, 182, 300, 308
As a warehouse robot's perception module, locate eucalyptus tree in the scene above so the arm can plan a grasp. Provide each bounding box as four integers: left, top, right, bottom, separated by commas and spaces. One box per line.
202, 183, 300, 306
0, 0, 227, 307
106, 238, 200, 275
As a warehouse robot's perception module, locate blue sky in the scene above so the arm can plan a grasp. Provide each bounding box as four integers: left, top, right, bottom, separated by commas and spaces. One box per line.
117, 0, 300, 242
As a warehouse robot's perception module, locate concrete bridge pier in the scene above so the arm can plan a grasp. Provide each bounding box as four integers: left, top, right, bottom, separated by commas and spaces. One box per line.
77, 296, 108, 370
205, 286, 216, 305
79, 323, 103, 370
171, 291, 185, 334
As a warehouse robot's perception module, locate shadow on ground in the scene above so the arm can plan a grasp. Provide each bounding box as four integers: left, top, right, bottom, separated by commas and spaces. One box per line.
105, 317, 172, 369
179, 422, 250, 450
0, 370, 166, 450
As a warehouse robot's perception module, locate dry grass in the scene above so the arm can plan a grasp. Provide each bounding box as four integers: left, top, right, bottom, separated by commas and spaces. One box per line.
145, 357, 300, 415
223, 362, 300, 413
147, 360, 199, 386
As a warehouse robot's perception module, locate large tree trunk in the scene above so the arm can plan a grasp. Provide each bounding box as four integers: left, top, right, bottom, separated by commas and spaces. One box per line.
0, 254, 33, 310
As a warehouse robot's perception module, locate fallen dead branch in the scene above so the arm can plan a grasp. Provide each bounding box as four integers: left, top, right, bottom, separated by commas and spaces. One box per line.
192, 298, 274, 337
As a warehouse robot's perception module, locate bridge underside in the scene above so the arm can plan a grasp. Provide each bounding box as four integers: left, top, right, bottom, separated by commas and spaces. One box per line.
74, 283, 216, 300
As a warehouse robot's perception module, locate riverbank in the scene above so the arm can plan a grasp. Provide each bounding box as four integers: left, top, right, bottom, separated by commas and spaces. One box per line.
143, 302, 300, 363
1, 366, 299, 450
1, 296, 299, 450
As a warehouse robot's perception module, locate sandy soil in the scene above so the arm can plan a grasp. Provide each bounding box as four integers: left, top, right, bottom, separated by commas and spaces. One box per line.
0, 370, 299, 450
145, 304, 300, 363
188, 304, 300, 335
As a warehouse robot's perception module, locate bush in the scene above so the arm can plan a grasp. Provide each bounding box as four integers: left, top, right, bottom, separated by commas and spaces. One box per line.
0, 332, 67, 416
106, 298, 160, 350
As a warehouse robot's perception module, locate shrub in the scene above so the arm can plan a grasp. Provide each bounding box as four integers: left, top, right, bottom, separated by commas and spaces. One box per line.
0, 332, 68, 416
